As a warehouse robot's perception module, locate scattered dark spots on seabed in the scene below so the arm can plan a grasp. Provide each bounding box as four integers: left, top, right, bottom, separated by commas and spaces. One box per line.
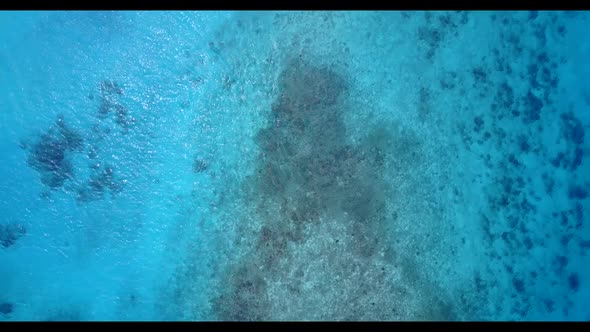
417, 13, 468, 60
417, 26, 442, 60
508, 154, 520, 167
512, 277, 525, 294
494, 81, 515, 114
568, 185, 588, 200
554, 255, 569, 273
418, 86, 431, 120
473, 116, 484, 133
21, 79, 135, 202
551, 152, 567, 169
571, 147, 584, 171
543, 173, 555, 195
0, 223, 26, 249
522, 91, 543, 124
97, 80, 134, 133
561, 111, 585, 145
573, 202, 584, 229
528, 11, 538, 20
21, 116, 84, 191
568, 273, 580, 292
561, 233, 573, 246
517, 135, 530, 153
472, 66, 488, 84
76, 164, 124, 203
0, 302, 13, 315
543, 298, 555, 313
210, 54, 442, 320
101, 80, 123, 96
193, 157, 209, 173
523, 236, 533, 250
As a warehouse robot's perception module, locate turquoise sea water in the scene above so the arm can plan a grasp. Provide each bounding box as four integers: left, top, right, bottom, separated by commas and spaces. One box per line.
0, 11, 589, 321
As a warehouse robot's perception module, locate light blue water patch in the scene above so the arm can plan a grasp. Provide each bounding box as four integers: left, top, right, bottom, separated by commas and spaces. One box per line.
0, 11, 233, 321
0, 11, 589, 321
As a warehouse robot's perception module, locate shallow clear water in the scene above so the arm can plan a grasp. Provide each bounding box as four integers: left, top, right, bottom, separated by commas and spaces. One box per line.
0, 11, 589, 321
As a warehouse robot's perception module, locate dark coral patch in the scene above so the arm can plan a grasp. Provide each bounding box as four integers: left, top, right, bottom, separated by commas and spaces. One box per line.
193, 157, 209, 173
512, 277, 525, 294
569, 185, 588, 200
561, 111, 585, 145
574, 202, 584, 229
571, 147, 584, 171
76, 165, 123, 203
23, 116, 84, 191
0, 302, 13, 314
523, 91, 543, 123
568, 273, 580, 292
0, 223, 26, 248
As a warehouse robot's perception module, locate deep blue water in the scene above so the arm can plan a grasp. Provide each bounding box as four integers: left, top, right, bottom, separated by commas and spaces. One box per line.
0, 11, 589, 321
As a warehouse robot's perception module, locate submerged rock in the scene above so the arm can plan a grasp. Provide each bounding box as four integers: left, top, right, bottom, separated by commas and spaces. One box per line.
0, 302, 13, 314
23, 116, 84, 190
0, 223, 26, 248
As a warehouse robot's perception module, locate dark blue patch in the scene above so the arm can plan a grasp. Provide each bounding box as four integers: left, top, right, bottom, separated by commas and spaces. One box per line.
473, 116, 484, 132
0, 223, 26, 248
537, 52, 549, 64
560, 211, 569, 227
193, 157, 209, 173
528, 64, 538, 78
551, 152, 566, 168
498, 195, 510, 207
496, 82, 515, 110
543, 174, 555, 195
0, 302, 13, 314
501, 176, 514, 195
513, 278, 525, 293
542, 298, 555, 313
518, 135, 530, 153
534, 26, 547, 46
472, 67, 488, 83
569, 185, 588, 200
561, 234, 573, 246
505, 262, 514, 274
520, 197, 536, 213
523, 91, 543, 123
568, 273, 580, 292
528, 11, 538, 20
524, 237, 533, 250
550, 77, 559, 89
76, 164, 123, 203
24, 117, 83, 190
508, 154, 520, 167
571, 147, 584, 171
574, 202, 584, 229
555, 255, 568, 273
515, 176, 525, 189
474, 273, 485, 293
571, 121, 585, 145
561, 111, 585, 145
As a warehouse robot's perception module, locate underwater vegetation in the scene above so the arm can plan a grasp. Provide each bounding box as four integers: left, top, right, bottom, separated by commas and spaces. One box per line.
0, 302, 13, 315
22, 115, 84, 190
76, 164, 123, 203
97, 80, 135, 134
210, 53, 446, 320
0, 222, 26, 249
21, 80, 130, 202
